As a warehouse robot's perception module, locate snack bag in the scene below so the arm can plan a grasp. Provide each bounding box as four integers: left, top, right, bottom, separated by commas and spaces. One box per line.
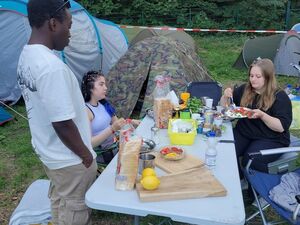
115, 121, 142, 191
153, 75, 173, 128
290, 96, 300, 130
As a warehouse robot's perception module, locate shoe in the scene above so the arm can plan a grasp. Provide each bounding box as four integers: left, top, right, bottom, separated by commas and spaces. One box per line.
240, 178, 248, 190
252, 197, 269, 208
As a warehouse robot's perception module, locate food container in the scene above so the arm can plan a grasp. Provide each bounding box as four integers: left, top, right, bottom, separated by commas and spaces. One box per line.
168, 119, 197, 145
160, 146, 185, 161
138, 153, 156, 174
180, 109, 191, 119
204, 110, 214, 128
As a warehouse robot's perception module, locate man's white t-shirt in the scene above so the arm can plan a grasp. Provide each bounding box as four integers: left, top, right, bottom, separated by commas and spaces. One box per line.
17, 44, 96, 170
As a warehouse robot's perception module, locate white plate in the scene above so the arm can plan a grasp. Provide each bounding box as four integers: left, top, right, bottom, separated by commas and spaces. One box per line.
225, 107, 251, 119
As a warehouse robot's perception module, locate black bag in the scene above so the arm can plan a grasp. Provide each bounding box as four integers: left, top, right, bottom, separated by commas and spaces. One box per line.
94, 142, 119, 165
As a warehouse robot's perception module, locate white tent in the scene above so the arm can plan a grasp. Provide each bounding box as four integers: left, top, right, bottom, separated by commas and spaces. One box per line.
0, 0, 128, 103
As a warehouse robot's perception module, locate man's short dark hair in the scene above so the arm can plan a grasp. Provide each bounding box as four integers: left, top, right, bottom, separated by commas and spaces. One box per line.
27, 0, 71, 28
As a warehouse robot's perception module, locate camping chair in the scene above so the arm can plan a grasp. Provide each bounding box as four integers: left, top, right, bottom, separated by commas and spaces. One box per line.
267, 135, 300, 175
187, 81, 222, 107
9, 179, 51, 225
244, 146, 300, 225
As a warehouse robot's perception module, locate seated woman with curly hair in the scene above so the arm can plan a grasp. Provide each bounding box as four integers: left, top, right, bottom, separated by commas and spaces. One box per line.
81, 71, 133, 165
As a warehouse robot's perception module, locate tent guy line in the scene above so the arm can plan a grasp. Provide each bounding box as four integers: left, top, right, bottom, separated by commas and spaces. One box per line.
0, 101, 28, 121
119, 25, 299, 34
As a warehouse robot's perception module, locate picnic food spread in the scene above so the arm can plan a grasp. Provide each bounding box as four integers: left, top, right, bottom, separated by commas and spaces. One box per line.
114, 92, 229, 201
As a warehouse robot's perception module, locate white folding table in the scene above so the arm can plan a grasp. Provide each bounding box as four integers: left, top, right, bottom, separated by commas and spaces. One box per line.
85, 116, 245, 225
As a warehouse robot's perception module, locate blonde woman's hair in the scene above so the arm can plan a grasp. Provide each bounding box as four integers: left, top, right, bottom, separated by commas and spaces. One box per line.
240, 58, 278, 111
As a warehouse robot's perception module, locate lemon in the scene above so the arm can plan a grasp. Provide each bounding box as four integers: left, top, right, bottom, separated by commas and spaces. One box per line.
142, 168, 156, 178
140, 175, 160, 190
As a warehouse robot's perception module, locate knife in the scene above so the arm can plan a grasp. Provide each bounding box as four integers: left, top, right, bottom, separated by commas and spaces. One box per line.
219, 140, 235, 143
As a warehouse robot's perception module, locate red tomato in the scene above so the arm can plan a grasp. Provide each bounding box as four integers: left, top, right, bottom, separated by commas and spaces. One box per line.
171, 147, 183, 154
160, 147, 171, 155
246, 111, 253, 117
171, 147, 179, 151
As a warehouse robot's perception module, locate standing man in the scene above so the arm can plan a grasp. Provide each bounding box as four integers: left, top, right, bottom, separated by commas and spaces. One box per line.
17, 0, 97, 224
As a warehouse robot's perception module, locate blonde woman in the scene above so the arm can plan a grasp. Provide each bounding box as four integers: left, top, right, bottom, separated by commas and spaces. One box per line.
220, 58, 292, 173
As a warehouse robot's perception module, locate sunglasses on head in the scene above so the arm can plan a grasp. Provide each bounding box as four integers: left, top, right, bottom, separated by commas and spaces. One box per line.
50, 0, 71, 18
252, 57, 262, 64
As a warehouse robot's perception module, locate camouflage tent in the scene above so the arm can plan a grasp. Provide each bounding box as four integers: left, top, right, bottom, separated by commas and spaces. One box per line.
106, 35, 213, 118
130, 29, 196, 51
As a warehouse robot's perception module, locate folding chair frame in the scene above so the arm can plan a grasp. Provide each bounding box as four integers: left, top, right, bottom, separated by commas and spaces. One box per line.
245, 147, 300, 225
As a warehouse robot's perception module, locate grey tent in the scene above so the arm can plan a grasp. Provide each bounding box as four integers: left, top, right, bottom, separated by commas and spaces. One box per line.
106, 35, 213, 118
234, 31, 300, 76
0, 0, 128, 103
130, 29, 196, 51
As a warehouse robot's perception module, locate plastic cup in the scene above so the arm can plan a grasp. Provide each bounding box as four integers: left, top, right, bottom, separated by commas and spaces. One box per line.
205, 98, 213, 109
191, 113, 201, 120
214, 117, 223, 127
180, 92, 190, 104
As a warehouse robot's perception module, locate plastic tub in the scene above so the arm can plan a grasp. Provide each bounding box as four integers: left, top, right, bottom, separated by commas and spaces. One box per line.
168, 119, 197, 145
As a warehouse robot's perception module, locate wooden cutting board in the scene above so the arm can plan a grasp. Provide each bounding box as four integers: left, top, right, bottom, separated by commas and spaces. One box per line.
136, 167, 227, 202
154, 152, 204, 173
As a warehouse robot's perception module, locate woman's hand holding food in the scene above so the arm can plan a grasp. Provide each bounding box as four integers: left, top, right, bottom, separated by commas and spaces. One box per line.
111, 118, 126, 132
131, 119, 141, 128
220, 87, 233, 107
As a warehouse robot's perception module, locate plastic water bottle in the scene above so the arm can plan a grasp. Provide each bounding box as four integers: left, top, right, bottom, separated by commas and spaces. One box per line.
205, 131, 217, 169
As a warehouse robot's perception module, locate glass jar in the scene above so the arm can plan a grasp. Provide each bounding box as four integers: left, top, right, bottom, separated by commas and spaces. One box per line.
153, 75, 172, 129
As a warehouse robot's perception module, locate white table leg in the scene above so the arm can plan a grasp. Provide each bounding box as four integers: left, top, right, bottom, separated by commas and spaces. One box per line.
134, 215, 140, 225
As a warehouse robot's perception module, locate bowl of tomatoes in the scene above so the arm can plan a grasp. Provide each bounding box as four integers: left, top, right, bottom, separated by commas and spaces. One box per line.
160, 146, 185, 161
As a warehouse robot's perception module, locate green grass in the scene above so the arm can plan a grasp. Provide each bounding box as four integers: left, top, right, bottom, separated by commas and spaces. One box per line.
194, 33, 299, 88
195, 34, 248, 85
1, 31, 299, 224
0, 104, 45, 224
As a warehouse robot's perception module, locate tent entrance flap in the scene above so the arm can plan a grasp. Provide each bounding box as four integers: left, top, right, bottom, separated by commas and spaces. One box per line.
131, 61, 152, 118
